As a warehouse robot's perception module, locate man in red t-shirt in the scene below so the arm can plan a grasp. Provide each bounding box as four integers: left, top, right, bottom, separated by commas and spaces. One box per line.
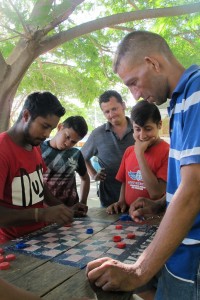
0, 91, 73, 243
107, 100, 169, 215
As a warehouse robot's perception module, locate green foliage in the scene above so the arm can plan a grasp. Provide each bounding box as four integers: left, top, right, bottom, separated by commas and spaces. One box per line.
0, 0, 199, 130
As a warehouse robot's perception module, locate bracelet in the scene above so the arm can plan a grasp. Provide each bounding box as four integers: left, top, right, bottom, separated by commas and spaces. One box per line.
34, 208, 39, 222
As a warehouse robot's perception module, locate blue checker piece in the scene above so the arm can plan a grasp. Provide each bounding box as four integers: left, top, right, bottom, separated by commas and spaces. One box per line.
86, 228, 93, 234
119, 214, 132, 221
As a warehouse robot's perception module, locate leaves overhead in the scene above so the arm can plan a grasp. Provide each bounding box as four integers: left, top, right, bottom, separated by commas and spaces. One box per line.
0, 0, 199, 127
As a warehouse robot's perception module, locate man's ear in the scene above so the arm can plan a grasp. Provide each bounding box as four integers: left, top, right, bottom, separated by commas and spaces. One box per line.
22, 109, 30, 122
144, 56, 161, 73
57, 123, 64, 131
158, 120, 162, 129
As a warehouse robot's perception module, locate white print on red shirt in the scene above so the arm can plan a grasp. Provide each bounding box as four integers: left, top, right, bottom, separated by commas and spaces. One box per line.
12, 164, 44, 207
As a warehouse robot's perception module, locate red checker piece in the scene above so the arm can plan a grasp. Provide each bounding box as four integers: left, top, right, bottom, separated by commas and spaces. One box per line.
115, 225, 123, 230
117, 242, 126, 249
0, 262, 10, 270
127, 233, 136, 239
0, 248, 4, 255
64, 224, 72, 227
0, 256, 4, 263
113, 235, 122, 242
6, 254, 16, 261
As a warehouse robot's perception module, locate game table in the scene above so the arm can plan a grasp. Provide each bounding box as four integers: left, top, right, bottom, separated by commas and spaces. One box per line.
0, 208, 159, 300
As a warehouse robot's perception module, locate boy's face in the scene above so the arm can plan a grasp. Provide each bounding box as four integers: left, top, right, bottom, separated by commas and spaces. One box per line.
133, 119, 162, 147
54, 125, 81, 150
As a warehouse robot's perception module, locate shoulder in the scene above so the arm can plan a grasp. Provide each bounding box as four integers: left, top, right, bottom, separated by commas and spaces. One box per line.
0, 132, 9, 144
85, 124, 107, 141
71, 147, 80, 155
154, 140, 169, 155
65, 147, 81, 158
92, 123, 107, 133
126, 116, 132, 126
124, 145, 134, 155
40, 140, 50, 151
180, 65, 200, 97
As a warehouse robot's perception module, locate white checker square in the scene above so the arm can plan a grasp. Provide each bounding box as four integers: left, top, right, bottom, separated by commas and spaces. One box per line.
44, 242, 60, 249
135, 231, 144, 236
62, 240, 79, 247
26, 239, 40, 245
83, 245, 99, 251
87, 251, 103, 258
66, 254, 83, 262
77, 233, 90, 239
43, 237, 58, 243
43, 232, 56, 237
42, 249, 63, 257
73, 221, 83, 225
25, 245, 41, 252
104, 241, 115, 247
80, 240, 93, 245
66, 248, 79, 254
106, 247, 125, 255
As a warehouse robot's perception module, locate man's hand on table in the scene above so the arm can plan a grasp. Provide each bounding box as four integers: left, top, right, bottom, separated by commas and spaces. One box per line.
129, 197, 166, 223
40, 204, 73, 225
86, 257, 141, 292
72, 203, 88, 217
106, 201, 127, 215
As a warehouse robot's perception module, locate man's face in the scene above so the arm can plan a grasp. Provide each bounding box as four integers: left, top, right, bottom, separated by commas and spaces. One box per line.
117, 57, 169, 106
54, 126, 81, 150
24, 114, 60, 146
100, 96, 126, 126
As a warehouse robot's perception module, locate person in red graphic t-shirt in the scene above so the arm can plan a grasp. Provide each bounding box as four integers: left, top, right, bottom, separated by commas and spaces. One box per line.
0, 91, 73, 243
106, 100, 169, 216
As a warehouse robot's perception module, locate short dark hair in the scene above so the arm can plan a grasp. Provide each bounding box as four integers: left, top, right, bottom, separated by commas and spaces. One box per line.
62, 116, 88, 138
113, 30, 173, 73
131, 100, 161, 127
99, 90, 123, 106
18, 91, 65, 121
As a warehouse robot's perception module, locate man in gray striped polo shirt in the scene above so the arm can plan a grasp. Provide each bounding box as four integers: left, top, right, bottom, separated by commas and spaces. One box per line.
81, 90, 134, 207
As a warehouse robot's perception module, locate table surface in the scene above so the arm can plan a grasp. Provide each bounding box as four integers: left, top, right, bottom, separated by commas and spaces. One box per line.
0, 208, 158, 300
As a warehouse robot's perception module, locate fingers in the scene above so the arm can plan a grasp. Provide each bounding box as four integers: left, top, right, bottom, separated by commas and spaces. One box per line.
73, 204, 88, 217
106, 203, 119, 215
95, 169, 106, 182
44, 205, 73, 225
106, 205, 114, 214
114, 204, 119, 214
121, 203, 127, 213
86, 257, 111, 276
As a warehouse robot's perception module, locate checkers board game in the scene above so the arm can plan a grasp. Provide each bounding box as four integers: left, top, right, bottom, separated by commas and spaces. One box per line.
5, 215, 157, 269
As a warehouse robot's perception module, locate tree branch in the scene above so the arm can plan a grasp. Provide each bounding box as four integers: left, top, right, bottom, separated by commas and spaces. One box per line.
110, 25, 135, 32
30, 0, 54, 19
37, 60, 74, 68
38, 3, 200, 55
7, 0, 31, 37
0, 52, 9, 89
42, 0, 85, 35
0, 24, 26, 38
127, 0, 139, 10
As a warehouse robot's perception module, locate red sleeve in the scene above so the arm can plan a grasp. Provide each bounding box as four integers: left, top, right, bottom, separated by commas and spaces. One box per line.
155, 141, 169, 182
0, 153, 9, 200
116, 147, 131, 183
